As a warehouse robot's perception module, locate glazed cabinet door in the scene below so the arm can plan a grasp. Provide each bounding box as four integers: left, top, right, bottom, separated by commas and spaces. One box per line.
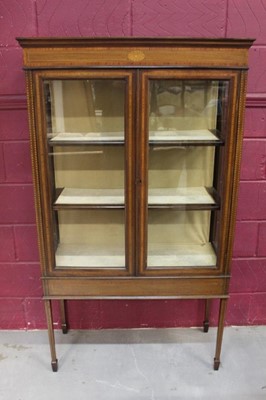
137, 70, 240, 276
33, 70, 135, 276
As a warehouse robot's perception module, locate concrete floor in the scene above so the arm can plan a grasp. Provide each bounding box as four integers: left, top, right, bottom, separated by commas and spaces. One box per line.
0, 326, 265, 399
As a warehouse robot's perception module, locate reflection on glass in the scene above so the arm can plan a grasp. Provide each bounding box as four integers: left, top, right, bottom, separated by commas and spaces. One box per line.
147, 80, 227, 268
45, 79, 126, 269
149, 80, 228, 141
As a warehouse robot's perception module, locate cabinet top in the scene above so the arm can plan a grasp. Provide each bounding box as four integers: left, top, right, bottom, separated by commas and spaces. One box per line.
17, 37, 254, 69
17, 37, 254, 47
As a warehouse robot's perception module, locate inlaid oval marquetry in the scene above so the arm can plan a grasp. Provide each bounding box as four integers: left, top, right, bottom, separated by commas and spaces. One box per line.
127, 50, 145, 62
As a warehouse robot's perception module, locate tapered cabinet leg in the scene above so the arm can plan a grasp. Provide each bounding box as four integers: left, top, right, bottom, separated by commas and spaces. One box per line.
44, 300, 58, 372
60, 300, 68, 334
214, 298, 228, 371
203, 299, 211, 333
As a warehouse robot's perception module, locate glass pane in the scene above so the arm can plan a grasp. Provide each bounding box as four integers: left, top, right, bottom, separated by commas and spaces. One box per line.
148, 146, 215, 205
149, 80, 228, 141
148, 210, 216, 268
56, 210, 125, 268
51, 145, 124, 205
147, 79, 228, 269
45, 79, 125, 141
45, 79, 126, 269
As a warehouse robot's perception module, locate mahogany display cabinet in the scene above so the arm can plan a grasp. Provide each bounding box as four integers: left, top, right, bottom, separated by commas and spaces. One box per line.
18, 37, 253, 371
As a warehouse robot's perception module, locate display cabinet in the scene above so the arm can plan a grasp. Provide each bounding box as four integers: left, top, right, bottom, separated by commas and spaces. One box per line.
18, 37, 253, 371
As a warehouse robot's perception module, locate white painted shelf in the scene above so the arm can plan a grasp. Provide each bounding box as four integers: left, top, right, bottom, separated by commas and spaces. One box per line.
55, 244, 125, 268
149, 129, 219, 141
148, 187, 215, 205
55, 187, 215, 206
148, 243, 216, 267
55, 243, 216, 268
55, 188, 124, 205
49, 132, 124, 142
49, 129, 219, 143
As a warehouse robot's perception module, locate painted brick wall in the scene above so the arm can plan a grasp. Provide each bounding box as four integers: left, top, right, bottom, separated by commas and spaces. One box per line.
0, 0, 265, 329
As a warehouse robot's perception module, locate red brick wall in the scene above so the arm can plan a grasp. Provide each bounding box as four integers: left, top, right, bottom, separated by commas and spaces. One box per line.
0, 0, 265, 329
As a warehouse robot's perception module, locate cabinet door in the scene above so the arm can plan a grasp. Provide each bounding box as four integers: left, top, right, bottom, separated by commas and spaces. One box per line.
137, 70, 239, 276
34, 71, 135, 276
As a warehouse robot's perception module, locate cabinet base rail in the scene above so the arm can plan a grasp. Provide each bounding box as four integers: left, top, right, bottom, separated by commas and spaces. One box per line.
44, 297, 228, 372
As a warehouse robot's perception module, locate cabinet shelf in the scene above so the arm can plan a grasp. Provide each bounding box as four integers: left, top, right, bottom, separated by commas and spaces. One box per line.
148, 243, 216, 268
148, 187, 219, 209
49, 132, 125, 146
49, 129, 223, 146
54, 188, 125, 209
55, 244, 125, 268
55, 243, 216, 269
149, 129, 223, 146
54, 187, 219, 210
